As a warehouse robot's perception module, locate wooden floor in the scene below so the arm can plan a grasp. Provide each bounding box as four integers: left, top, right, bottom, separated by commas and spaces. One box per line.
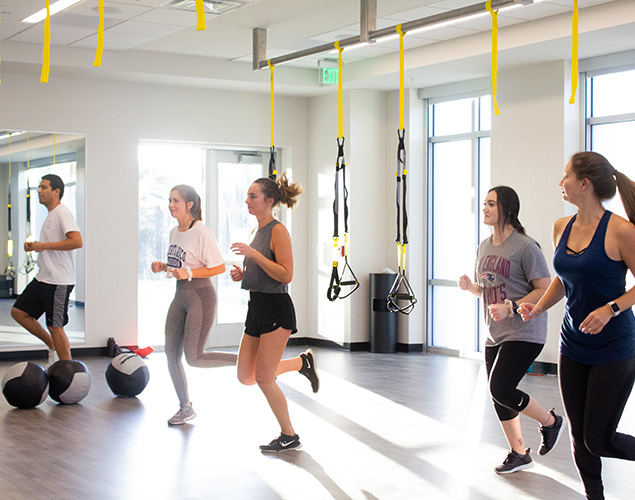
0, 348, 633, 500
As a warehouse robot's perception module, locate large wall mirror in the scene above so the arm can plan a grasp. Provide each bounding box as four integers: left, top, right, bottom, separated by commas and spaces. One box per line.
0, 131, 85, 349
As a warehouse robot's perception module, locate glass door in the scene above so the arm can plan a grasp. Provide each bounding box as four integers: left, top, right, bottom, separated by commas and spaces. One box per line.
208, 150, 264, 347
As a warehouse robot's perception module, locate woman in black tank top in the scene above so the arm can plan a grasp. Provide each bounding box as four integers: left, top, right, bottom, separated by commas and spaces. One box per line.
230, 174, 320, 454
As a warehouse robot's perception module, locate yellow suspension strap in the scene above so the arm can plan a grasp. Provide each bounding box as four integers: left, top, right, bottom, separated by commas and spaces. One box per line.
41, 0, 51, 83
486, 1, 500, 115
569, 0, 579, 104
195, 0, 207, 31
93, 0, 105, 67
5, 133, 15, 279
387, 25, 416, 315
327, 41, 358, 301
21, 133, 35, 275
268, 60, 277, 180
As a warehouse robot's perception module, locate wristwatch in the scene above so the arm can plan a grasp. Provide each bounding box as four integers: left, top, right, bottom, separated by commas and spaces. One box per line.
504, 299, 519, 317
608, 301, 621, 317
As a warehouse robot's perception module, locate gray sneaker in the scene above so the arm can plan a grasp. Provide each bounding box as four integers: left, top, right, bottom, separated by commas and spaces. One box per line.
168, 403, 196, 425
46, 349, 59, 369
494, 448, 534, 475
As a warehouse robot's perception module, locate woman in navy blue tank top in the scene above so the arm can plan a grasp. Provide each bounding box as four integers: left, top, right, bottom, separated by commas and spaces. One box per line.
520, 152, 635, 500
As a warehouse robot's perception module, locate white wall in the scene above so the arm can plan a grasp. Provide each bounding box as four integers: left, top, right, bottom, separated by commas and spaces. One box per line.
308, 89, 393, 347
0, 57, 609, 365
0, 72, 309, 350
492, 60, 581, 363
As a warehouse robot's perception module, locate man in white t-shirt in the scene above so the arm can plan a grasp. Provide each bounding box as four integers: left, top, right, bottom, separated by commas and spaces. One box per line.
11, 174, 83, 364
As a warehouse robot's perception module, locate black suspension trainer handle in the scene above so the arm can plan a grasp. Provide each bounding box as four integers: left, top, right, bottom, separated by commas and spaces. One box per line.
327, 265, 341, 302
268, 146, 277, 180
387, 272, 417, 314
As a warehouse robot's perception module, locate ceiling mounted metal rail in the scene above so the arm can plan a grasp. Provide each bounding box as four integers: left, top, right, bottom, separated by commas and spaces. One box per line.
253, 0, 534, 71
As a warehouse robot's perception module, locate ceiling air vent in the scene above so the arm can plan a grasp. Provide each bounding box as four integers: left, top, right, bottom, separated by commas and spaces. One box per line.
163, 0, 261, 15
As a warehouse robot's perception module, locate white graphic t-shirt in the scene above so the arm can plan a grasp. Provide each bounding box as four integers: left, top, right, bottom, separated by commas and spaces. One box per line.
167, 222, 224, 272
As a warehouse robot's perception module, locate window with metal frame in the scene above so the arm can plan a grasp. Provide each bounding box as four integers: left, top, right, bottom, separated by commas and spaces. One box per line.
427, 95, 491, 354
585, 67, 635, 291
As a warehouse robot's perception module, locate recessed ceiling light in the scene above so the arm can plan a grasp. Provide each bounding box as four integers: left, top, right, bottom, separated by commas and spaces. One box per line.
22, 0, 86, 24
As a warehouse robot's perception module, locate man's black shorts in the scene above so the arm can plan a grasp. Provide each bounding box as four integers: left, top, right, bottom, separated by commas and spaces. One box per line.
13, 279, 74, 328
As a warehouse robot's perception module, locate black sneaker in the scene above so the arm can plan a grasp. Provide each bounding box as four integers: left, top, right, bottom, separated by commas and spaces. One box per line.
299, 349, 320, 393
494, 448, 534, 475
259, 434, 301, 453
539, 408, 565, 455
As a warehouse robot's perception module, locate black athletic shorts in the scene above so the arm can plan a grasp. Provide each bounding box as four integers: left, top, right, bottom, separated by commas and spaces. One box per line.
244, 291, 298, 337
13, 279, 74, 328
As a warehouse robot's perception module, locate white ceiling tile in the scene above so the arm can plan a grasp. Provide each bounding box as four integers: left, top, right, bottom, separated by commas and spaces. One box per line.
0, 3, 43, 23
69, 30, 157, 50
109, 0, 167, 7
499, 2, 571, 21
0, 19, 32, 39
548, 0, 613, 7
51, 12, 120, 30
134, 7, 216, 27
68, 0, 155, 19
69, 40, 128, 51
108, 19, 186, 37
383, 6, 446, 22
8, 24, 96, 45
69, 35, 128, 51
95, 30, 157, 47
427, 0, 479, 9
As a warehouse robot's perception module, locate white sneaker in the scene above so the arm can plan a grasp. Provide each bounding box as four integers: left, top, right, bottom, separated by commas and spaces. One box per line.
46, 349, 59, 369
168, 403, 196, 425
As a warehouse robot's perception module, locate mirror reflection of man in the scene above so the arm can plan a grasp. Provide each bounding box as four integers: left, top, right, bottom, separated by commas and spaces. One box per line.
11, 174, 83, 365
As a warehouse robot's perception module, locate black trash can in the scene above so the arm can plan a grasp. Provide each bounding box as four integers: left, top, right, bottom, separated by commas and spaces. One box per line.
0, 275, 14, 298
369, 273, 397, 353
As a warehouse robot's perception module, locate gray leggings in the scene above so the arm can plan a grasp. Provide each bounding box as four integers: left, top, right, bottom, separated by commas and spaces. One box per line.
165, 278, 237, 405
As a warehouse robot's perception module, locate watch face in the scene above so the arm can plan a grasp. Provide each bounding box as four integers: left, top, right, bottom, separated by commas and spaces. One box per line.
610, 302, 620, 314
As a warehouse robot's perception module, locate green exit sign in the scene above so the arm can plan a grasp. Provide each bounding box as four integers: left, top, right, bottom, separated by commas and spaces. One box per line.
319, 66, 339, 85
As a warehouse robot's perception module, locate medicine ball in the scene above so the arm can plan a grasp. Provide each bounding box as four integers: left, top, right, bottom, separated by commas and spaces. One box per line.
47, 360, 91, 404
105, 353, 150, 397
2, 362, 49, 409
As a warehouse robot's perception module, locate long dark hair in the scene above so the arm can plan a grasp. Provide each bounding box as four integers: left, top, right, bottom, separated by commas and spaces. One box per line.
569, 151, 635, 223
253, 172, 303, 210
489, 186, 526, 236
171, 184, 202, 221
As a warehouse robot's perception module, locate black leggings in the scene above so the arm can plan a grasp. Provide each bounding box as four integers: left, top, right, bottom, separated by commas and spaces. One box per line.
485, 341, 544, 421
559, 354, 635, 500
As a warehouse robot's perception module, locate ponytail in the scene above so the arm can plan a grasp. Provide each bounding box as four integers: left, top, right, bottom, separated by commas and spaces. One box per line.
615, 170, 635, 224
253, 172, 303, 210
